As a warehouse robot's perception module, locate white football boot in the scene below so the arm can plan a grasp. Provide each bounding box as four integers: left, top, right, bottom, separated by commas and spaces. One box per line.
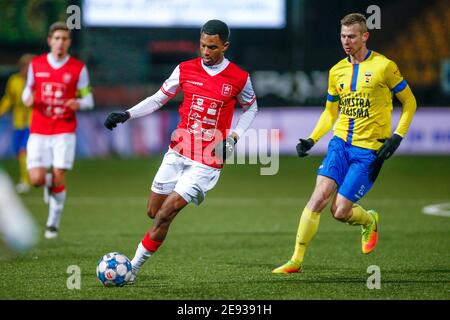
44, 226, 58, 239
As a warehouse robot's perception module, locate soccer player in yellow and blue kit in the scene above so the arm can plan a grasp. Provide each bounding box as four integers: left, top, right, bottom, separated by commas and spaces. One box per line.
273, 13, 417, 273
0, 54, 35, 193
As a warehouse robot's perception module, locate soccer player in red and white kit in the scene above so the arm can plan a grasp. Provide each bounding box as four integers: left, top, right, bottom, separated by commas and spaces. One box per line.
22, 22, 94, 239
104, 20, 258, 282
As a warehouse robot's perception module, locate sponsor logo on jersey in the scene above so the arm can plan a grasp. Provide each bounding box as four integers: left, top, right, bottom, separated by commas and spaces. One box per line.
193, 105, 204, 112
338, 92, 371, 118
222, 84, 232, 96
186, 80, 204, 86
188, 94, 224, 141
207, 108, 217, 115
192, 98, 205, 111
202, 117, 216, 126
36, 72, 50, 78
190, 112, 201, 119
41, 82, 67, 111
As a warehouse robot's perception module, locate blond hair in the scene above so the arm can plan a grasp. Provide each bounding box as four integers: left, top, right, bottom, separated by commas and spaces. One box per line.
340, 13, 368, 33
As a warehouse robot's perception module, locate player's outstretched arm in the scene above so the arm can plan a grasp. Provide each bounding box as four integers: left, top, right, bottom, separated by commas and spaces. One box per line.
297, 99, 338, 157
104, 88, 174, 131
104, 64, 181, 131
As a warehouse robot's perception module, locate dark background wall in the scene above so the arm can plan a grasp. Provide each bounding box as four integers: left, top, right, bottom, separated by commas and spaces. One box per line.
1, 0, 449, 108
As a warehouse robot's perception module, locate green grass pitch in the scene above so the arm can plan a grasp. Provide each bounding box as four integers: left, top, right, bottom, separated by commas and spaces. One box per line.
0, 156, 449, 299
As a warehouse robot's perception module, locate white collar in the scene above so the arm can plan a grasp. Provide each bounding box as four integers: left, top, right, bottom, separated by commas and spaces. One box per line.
201, 57, 230, 76
47, 53, 70, 69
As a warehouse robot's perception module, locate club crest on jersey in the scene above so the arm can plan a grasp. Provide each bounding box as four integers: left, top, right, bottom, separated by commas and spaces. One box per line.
63, 73, 72, 83
364, 72, 373, 84
222, 84, 232, 96
338, 83, 344, 93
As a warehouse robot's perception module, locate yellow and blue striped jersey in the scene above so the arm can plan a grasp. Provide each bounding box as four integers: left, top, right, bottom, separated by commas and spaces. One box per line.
0, 73, 31, 129
326, 50, 408, 150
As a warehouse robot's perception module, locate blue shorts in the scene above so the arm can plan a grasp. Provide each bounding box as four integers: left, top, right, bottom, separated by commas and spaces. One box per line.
12, 128, 30, 155
317, 136, 377, 202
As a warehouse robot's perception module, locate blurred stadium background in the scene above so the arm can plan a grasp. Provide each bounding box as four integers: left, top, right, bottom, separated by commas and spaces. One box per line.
1, 0, 450, 159
0, 0, 449, 300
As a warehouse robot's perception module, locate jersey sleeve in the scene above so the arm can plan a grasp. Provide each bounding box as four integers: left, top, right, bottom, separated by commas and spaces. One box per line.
25, 63, 35, 89
385, 60, 407, 93
22, 64, 35, 107
326, 69, 340, 102
237, 75, 257, 109
76, 66, 91, 96
160, 65, 180, 97
76, 65, 94, 110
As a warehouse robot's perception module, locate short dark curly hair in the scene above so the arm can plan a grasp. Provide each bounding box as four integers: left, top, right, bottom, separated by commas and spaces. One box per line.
200, 20, 230, 43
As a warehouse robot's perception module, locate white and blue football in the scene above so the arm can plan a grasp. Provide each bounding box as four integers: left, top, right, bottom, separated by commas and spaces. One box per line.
96, 252, 132, 287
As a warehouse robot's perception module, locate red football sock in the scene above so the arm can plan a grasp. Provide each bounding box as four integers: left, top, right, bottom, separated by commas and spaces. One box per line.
51, 185, 65, 193
141, 232, 162, 252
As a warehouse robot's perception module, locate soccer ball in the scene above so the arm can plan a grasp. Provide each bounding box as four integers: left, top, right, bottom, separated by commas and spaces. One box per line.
96, 252, 132, 287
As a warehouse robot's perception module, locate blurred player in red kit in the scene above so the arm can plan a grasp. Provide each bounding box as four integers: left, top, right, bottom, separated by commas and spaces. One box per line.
22, 22, 94, 239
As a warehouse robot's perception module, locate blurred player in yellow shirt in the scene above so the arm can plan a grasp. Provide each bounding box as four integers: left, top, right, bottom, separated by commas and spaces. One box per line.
0, 54, 35, 193
273, 13, 417, 273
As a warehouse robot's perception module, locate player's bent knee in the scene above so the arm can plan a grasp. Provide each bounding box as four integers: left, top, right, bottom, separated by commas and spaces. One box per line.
28, 172, 45, 187
331, 207, 351, 221
309, 194, 330, 212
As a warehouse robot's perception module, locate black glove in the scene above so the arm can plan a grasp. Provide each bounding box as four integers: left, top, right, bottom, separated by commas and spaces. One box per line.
368, 134, 403, 182
214, 136, 237, 162
104, 112, 130, 130
376, 134, 403, 160
296, 138, 315, 157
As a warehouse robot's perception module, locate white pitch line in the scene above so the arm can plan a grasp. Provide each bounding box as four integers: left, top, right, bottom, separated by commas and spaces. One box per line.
422, 203, 450, 217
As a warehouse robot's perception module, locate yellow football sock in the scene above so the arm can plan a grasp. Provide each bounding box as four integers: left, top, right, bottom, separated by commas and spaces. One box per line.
347, 204, 372, 226
291, 207, 321, 264
18, 151, 29, 185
